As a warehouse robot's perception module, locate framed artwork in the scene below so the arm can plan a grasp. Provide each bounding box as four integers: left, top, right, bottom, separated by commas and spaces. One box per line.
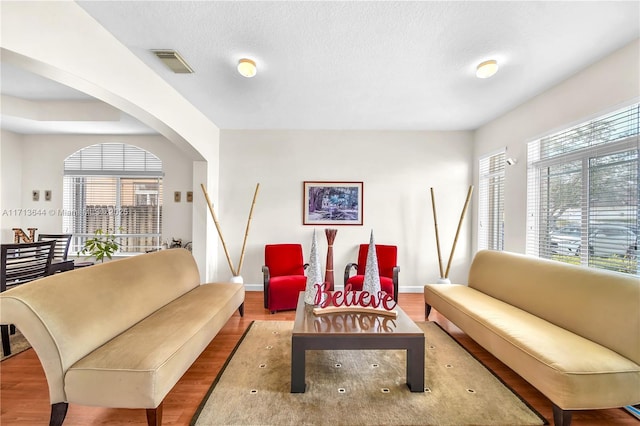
303, 181, 363, 225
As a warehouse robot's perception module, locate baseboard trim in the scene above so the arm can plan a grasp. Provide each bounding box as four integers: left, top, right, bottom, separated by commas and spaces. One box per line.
243, 284, 425, 293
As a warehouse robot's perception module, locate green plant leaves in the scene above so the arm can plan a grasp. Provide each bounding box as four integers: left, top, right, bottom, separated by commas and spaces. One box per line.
79, 228, 121, 263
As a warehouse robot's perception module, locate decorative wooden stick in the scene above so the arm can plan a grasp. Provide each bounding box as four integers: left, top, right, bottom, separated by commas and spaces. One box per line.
236, 183, 260, 276
444, 185, 474, 278
429, 188, 445, 279
200, 183, 237, 276
324, 228, 338, 291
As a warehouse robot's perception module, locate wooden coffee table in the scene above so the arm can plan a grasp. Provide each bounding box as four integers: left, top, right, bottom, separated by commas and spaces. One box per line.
291, 291, 425, 393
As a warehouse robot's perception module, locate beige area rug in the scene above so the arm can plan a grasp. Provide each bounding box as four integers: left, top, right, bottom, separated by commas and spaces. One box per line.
191, 321, 547, 426
1, 328, 32, 361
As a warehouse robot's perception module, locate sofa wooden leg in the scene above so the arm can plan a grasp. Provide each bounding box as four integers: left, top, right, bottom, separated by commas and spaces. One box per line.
1, 324, 11, 356
425, 303, 432, 319
238, 302, 245, 317
552, 404, 572, 426
146, 403, 163, 426
49, 402, 68, 426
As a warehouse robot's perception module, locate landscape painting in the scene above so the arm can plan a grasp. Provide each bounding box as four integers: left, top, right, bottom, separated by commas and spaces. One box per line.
303, 181, 363, 225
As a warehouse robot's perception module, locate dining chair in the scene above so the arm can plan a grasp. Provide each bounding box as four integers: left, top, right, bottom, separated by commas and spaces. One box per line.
37, 233, 72, 261
1, 240, 55, 356
38, 233, 74, 273
344, 244, 400, 302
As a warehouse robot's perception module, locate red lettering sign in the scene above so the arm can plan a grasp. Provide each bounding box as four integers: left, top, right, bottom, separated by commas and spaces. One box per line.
313, 282, 397, 311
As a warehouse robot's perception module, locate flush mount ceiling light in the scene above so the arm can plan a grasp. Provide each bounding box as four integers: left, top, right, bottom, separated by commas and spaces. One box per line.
151, 50, 194, 74
476, 59, 499, 79
237, 58, 257, 78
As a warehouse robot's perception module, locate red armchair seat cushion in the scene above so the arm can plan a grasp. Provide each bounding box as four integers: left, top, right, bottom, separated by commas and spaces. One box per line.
345, 275, 395, 298
267, 275, 307, 312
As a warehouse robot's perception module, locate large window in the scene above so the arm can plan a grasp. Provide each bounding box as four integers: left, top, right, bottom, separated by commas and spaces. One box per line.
63, 143, 163, 254
478, 150, 505, 250
527, 104, 639, 276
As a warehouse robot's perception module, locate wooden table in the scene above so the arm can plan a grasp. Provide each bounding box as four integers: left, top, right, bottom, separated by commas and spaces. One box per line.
291, 291, 425, 393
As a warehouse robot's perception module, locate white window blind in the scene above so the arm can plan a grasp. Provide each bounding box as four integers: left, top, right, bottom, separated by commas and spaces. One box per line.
478, 150, 505, 251
527, 104, 639, 276
63, 143, 163, 254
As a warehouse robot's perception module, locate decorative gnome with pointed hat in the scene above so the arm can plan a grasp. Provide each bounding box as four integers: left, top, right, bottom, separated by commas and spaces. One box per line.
361, 230, 381, 300
304, 229, 325, 305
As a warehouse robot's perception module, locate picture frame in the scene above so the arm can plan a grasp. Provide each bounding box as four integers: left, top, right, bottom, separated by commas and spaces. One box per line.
303, 181, 363, 225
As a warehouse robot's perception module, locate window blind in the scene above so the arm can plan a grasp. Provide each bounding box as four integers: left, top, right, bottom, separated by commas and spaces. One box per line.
478, 150, 505, 251
527, 104, 639, 276
63, 144, 163, 254
64, 143, 162, 173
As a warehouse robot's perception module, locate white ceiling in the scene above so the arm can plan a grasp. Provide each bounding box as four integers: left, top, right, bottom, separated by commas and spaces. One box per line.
1, 1, 639, 135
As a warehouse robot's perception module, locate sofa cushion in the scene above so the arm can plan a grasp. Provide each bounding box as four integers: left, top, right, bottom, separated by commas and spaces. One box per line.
467, 250, 640, 365
425, 283, 640, 409
64, 282, 244, 408
0, 249, 203, 403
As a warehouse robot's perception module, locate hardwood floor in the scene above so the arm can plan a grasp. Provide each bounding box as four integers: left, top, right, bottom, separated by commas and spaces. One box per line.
0, 292, 636, 425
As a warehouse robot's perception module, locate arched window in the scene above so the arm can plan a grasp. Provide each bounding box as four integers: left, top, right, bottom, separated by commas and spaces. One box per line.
63, 143, 163, 255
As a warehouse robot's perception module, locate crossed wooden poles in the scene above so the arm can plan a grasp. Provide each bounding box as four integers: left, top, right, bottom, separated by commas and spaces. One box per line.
201, 183, 260, 277
200, 182, 469, 280
430, 185, 473, 279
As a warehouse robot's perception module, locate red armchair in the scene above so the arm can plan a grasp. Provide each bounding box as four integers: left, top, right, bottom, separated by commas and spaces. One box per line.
343, 244, 399, 302
262, 244, 308, 313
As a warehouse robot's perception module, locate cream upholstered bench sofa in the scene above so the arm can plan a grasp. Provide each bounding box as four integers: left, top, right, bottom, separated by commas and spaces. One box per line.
424, 250, 639, 426
0, 248, 244, 426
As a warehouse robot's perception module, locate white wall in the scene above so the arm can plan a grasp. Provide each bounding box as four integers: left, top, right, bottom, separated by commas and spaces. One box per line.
0, 130, 24, 242
3, 2, 635, 288
1, 1, 221, 281
219, 130, 474, 291
472, 39, 640, 254
1, 134, 194, 255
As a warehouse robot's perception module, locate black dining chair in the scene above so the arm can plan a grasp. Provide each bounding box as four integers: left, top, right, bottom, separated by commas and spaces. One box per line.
1, 240, 55, 356
38, 233, 74, 273
37, 233, 72, 261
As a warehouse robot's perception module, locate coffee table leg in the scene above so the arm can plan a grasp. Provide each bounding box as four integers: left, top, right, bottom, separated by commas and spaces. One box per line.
406, 338, 425, 392
291, 337, 306, 393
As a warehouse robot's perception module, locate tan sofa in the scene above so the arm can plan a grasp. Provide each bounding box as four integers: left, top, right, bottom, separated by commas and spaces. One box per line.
0, 248, 245, 426
424, 250, 640, 426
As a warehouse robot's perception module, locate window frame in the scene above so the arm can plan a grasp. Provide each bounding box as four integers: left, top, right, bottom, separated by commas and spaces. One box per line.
478, 149, 506, 251
526, 104, 639, 276
63, 144, 164, 255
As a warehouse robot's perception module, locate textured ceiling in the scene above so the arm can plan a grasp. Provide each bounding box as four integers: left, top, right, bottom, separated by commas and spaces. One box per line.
2, 1, 639, 134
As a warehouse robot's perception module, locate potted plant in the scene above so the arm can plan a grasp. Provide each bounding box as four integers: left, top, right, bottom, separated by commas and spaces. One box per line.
79, 228, 121, 263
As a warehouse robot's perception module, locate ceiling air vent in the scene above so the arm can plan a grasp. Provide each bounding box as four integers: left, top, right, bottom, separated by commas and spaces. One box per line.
151, 50, 194, 74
